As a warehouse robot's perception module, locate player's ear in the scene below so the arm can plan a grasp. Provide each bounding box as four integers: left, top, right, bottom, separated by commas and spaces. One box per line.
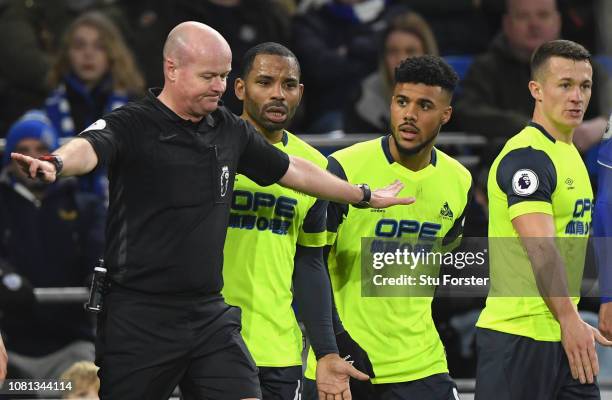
441, 106, 452, 125
529, 80, 543, 102
298, 83, 304, 104
235, 78, 246, 101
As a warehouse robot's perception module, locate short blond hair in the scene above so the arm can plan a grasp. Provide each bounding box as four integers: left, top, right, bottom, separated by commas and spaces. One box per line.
60, 361, 100, 399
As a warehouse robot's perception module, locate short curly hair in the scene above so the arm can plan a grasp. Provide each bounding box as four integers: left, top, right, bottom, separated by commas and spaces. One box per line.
394, 55, 458, 94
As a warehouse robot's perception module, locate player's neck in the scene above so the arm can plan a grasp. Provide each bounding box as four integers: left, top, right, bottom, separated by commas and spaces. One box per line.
259, 129, 284, 145
240, 113, 284, 144
397, 150, 432, 171
532, 111, 574, 144
390, 140, 432, 171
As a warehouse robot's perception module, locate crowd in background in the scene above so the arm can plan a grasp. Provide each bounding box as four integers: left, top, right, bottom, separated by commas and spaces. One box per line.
0, 0, 608, 392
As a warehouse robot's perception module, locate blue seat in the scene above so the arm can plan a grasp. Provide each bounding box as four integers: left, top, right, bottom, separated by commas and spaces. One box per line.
595, 55, 612, 76
444, 55, 474, 81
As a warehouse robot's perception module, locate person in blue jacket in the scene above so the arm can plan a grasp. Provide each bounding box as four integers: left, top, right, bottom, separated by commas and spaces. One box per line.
0, 110, 105, 378
596, 116, 612, 339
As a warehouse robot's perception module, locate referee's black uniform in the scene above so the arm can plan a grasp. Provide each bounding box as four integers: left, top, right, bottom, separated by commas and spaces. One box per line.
80, 89, 290, 399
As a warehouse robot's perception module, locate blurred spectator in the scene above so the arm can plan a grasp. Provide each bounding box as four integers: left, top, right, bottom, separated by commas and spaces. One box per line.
400, 0, 503, 55
60, 361, 100, 399
44, 11, 144, 200
118, 1, 174, 89
45, 11, 144, 137
454, 0, 609, 154
171, 0, 291, 115
292, 0, 403, 133
0, 0, 52, 137
0, 0, 130, 137
343, 11, 438, 133
0, 111, 105, 378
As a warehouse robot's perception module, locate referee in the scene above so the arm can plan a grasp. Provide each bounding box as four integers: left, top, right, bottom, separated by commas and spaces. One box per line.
475, 40, 612, 399
222, 42, 368, 398
11, 22, 413, 400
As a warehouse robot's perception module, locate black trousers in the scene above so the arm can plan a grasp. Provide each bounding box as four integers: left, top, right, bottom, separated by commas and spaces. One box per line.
259, 366, 302, 399
95, 287, 260, 400
475, 328, 600, 400
303, 373, 458, 400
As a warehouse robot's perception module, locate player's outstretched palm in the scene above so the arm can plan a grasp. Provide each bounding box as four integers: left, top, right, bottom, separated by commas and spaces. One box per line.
316, 353, 369, 399
369, 179, 415, 209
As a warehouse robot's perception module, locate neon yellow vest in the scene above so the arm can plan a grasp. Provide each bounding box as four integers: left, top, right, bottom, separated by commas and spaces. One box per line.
305, 137, 472, 383
223, 131, 327, 366
477, 124, 593, 341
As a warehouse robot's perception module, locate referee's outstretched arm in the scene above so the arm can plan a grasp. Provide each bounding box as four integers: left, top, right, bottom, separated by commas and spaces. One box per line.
10, 137, 97, 182
279, 155, 415, 209
513, 213, 612, 385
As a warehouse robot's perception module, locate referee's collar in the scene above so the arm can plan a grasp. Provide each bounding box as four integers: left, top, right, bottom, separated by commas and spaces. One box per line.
146, 88, 217, 128
528, 121, 556, 143
381, 135, 437, 166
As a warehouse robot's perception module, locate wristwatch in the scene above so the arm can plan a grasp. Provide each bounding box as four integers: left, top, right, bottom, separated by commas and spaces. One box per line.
38, 155, 63, 176
354, 183, 371, 208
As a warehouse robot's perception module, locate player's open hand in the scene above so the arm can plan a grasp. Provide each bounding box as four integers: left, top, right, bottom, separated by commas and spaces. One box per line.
561, 313, 612, 384
10, 153, 57, 183
316, 353, 369, 399
369, 180, 415, 209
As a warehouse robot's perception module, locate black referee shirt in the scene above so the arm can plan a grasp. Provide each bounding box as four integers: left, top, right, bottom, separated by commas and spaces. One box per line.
80, 89, 290, 294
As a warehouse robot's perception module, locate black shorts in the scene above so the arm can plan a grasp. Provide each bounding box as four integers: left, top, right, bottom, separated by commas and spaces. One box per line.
475, 328, 600, 400
95, 286, 260, 400
259, 366, 302, 399
303, 373, 458, 400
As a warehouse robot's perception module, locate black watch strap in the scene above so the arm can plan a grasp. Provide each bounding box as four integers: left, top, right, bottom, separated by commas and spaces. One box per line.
354, 183, 371, 208
38, 155, 63, 176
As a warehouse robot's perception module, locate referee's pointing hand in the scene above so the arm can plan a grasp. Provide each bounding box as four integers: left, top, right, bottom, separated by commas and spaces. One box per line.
11, 152, 58, 183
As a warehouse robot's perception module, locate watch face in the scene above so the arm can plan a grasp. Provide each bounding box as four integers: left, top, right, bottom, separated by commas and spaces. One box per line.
40, 155, 63, 174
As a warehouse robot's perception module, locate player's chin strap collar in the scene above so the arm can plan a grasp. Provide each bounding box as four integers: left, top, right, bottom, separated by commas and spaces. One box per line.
38, 154, 63, 176
353, 183, 371, 208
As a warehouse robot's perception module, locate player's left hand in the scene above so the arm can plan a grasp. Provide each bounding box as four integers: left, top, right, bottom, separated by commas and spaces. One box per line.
369, 180, 415, 209
316, 353, 369, 399
599, 302, 612, 340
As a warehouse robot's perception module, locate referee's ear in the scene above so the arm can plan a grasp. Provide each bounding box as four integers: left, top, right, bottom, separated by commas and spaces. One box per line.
235, 77, 246, 101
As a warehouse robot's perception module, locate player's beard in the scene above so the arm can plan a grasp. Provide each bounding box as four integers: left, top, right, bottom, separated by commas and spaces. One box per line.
248, 99, 293, 133
393, 125, 440, 156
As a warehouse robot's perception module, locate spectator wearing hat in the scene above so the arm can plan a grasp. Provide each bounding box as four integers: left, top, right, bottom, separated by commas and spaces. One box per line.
0, 110, 105, 379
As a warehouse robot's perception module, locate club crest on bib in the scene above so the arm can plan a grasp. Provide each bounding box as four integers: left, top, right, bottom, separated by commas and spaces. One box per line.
512, 169, 539, 196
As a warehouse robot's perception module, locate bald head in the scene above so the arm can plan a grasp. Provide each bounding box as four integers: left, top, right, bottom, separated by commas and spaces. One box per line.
163, 21, 231, 66
158, 21, 233, 121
